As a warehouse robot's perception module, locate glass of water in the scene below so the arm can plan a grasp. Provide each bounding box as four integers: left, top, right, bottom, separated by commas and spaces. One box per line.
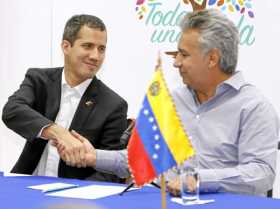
179, 156, 201, 205
177, 142, 214, 206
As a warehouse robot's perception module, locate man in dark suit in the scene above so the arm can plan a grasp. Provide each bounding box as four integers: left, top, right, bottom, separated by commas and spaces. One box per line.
2, 14, 127, 182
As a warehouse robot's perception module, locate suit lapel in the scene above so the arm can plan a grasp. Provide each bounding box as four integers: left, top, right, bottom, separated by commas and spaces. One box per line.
45, 68, 62, 121
69, 76, 99, 131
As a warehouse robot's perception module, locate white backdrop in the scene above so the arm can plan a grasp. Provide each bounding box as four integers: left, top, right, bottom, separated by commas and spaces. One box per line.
0, 0, 279, 197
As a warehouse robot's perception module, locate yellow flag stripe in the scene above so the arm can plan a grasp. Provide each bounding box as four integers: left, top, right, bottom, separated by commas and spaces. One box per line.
147, 70, 194, 164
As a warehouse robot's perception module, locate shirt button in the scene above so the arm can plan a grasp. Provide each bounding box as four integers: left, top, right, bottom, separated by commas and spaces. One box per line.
196, 115, 200, 119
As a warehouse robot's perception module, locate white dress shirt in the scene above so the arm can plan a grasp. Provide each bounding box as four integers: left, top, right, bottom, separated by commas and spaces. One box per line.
33, 70, 91, 177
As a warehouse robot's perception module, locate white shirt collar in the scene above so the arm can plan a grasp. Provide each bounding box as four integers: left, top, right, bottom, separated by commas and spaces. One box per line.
61, 69, 92, 97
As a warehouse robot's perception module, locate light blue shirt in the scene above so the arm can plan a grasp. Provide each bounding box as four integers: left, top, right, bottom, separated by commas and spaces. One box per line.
172, 71, 279, 196
95, 149, 129, 178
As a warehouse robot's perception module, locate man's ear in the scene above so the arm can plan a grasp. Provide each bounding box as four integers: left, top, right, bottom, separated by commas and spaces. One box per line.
61, 40, 71, 55
208, 48, 220, 69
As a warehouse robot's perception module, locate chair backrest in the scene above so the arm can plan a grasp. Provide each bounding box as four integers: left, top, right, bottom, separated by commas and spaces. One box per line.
120, 118, 135, 149
267, 141, 280, 198
267, 189, 273, 198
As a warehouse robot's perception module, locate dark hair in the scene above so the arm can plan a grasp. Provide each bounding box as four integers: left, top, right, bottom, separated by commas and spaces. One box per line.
63, 14, 106, 46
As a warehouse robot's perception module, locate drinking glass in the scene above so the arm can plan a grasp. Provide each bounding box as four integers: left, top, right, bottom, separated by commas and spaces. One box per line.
177, 142, 214, 205
179, 155, 201, 205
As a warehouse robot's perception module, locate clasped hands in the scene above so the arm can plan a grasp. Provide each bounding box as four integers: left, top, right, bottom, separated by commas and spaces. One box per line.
41, 124, 96, 168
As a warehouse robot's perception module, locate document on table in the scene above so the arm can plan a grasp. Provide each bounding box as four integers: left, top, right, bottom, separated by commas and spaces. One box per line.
171, 197, 215, 205
28, 182, 78, 193
46, 184, 133, 199
4, 172, 29, 177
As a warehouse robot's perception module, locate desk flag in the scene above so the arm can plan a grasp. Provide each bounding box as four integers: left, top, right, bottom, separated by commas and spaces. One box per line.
128, 68, 194, 187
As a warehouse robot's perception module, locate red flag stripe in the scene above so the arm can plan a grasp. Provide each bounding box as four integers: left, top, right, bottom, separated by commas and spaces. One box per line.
128, 128, 157, 186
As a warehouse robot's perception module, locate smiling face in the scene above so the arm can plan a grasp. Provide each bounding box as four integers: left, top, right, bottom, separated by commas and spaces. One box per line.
62, 25, 107, 86
173, 29, 212, 91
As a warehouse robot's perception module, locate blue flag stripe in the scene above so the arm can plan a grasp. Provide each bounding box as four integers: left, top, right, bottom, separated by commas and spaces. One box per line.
136, 96, 177, 175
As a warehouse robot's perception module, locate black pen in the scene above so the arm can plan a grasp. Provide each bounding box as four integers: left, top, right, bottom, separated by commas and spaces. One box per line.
42, 184, 78, 193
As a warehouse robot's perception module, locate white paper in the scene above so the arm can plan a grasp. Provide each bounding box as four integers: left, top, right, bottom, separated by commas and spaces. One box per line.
28, 182, 78, 193
4, 172, 29, 177
171, 197, 215, 205
46, 185, 130, 199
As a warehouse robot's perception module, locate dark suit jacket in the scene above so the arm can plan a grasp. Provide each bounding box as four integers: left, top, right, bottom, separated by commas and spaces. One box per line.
2, 67, 127, 182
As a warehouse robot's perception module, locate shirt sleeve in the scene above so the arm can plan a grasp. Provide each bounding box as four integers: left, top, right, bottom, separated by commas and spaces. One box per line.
95, 149, 130, 178
198, 101, 279, 195
37, 124, 53, 139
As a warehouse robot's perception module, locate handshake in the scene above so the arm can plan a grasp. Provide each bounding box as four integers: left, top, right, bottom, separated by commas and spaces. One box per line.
41, 124, 96, 168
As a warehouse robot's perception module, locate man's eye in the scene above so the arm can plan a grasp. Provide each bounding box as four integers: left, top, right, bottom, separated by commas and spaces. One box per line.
82, 44, 91, 49
99, 47, 106, 53
179, 52, 187, 57
181, 52, 190, 58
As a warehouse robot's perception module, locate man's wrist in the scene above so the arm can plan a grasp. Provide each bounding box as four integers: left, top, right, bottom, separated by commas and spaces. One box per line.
89, 149, 97, 167
41, 123, 64, 141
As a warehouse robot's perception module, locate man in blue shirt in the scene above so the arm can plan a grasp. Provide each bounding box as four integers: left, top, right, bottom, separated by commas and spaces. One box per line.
166, 9, 279, 196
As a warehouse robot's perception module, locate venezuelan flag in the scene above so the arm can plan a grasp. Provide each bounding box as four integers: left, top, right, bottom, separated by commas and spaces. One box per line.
128, 69, 194, 186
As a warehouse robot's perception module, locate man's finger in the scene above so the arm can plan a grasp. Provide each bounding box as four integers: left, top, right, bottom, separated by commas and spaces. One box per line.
71, 130, 85, 143
186, 176, 197, 192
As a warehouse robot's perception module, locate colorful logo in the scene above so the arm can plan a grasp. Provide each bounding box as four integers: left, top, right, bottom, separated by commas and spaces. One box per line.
135, 0, 255, 46
207, 0, 254, 18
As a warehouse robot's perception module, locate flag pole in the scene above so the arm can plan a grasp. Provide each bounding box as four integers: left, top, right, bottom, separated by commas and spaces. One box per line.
161, 174, 167, 209
156, 50, 162, 70
157, 51, 166, 209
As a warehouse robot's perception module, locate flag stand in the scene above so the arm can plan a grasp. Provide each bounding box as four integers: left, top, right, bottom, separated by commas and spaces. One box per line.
119, 181, 161, 196
161, 174, 166, 209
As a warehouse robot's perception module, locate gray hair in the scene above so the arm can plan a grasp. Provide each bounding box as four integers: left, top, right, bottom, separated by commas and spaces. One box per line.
63, 14, 106, 46
180, 9, 239, 74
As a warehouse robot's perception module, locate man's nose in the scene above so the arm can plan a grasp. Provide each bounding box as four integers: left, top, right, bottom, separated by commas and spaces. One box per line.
173, 55, 181, 69
89, 48, 99, 60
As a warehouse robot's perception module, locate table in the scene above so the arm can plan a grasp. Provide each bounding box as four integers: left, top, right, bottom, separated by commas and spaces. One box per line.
0, 175, 279, 209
